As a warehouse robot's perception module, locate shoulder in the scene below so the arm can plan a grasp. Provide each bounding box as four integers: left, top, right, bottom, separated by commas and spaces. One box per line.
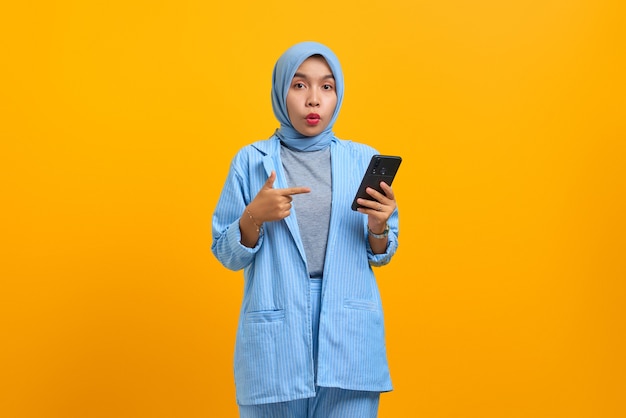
333, 138, 379, 160
231, 137, 280, 162
250, 137, 279, 154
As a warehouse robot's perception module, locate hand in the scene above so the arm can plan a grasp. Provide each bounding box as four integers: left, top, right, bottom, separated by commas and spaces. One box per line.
356, 182, 396, 234
248, 171, 311, 223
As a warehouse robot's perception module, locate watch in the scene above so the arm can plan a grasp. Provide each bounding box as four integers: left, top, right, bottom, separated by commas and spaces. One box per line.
367, 224, 389, 239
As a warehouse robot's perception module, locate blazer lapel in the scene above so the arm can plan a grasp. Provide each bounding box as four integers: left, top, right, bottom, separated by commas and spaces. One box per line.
262, 153, 308, 265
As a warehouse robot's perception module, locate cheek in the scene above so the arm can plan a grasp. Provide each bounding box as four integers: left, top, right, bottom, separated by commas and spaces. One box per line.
285, 95, 297, 120
327, 97, 338, 117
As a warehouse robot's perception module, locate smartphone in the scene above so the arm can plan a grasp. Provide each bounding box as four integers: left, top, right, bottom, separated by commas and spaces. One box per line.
351, 155, 402, 211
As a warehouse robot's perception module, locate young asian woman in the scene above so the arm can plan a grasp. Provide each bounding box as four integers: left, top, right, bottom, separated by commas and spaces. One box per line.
211, 41, 399, 418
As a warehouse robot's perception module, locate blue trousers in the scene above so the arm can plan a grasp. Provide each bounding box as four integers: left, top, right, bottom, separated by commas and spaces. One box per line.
238, 279, 381, 418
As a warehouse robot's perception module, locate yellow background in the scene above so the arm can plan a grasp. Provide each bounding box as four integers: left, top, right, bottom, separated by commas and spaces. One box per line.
2, 1, 625, 417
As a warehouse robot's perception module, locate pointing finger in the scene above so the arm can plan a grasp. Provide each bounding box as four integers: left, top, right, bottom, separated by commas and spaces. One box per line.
279, 186, 311, 196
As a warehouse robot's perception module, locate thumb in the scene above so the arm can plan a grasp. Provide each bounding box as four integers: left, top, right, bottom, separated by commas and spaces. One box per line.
263, 171, 276, 189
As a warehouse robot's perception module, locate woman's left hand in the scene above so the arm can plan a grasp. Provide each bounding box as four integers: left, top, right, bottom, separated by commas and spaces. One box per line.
356, 181, 396, 234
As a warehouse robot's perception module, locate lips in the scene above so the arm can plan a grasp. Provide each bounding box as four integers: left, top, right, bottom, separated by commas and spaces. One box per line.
306, 113, 321, 125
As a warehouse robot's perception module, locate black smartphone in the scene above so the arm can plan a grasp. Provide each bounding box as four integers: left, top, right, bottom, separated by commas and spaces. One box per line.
351, 155, 402, 211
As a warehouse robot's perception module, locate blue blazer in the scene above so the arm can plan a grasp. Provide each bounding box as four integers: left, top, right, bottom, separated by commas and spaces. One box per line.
212, 136, 399, 405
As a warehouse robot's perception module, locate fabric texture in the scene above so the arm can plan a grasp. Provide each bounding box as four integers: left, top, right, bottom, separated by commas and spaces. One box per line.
239, 386, 380, 418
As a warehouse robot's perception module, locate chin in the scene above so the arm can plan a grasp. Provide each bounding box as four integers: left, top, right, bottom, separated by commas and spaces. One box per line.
303, 127, 324, 136
295, 129, 317, 137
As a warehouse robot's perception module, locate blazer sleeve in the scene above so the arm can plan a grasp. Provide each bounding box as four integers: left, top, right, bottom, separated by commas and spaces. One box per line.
211, 152, 264, 271
366, 207, 399, 267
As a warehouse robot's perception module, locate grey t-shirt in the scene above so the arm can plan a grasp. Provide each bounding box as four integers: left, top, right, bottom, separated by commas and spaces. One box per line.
281, 145, 331, 278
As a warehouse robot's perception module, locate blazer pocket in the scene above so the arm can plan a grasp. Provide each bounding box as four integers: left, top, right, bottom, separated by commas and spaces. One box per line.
244, 309, 285, 324
343, 299, 379, 312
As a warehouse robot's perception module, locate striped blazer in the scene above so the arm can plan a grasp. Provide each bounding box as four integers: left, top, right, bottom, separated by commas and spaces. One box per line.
211, 136, 399, 405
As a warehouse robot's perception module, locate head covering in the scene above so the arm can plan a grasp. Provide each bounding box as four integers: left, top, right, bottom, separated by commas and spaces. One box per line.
271, 41, 344, 152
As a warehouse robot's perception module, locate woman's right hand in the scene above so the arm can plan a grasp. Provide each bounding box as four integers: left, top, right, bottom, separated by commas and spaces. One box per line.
240, 171, 310, 247
248, 171, 310, 223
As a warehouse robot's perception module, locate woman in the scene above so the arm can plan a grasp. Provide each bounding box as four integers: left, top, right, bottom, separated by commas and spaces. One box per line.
211, 41, 399, 418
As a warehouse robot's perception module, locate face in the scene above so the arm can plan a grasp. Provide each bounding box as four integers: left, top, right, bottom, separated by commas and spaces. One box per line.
286, 55, 338, 137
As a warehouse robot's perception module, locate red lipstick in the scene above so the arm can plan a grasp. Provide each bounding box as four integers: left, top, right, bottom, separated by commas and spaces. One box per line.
306, 113, 320, 125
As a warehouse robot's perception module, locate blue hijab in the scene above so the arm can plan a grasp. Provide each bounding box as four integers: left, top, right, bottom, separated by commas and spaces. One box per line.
271, 41, 344, 152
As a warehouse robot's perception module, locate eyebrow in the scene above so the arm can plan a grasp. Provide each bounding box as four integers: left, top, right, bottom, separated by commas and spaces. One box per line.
293, 72, 335, 80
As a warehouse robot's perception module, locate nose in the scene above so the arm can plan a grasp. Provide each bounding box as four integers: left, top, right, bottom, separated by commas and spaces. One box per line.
307, 90, 320, 107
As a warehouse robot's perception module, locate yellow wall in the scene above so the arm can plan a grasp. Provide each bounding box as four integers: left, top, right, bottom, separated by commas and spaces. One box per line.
2, 1, 625, 417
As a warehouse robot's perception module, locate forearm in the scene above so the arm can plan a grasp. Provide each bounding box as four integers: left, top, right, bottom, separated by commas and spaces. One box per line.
368, 223, 389, 254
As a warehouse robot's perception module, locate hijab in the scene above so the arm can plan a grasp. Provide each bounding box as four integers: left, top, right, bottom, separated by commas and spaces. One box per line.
271, 41, 344, 152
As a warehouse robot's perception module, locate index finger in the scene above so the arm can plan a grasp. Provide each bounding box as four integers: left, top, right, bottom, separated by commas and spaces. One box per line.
278, 186, 311, 196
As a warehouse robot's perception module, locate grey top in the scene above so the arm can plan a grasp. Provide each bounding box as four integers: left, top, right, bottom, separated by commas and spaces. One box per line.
281, 145, 331, 278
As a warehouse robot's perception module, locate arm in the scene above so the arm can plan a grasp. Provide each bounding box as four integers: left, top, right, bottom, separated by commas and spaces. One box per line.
211, 163, 259, 271
356, 181, 398, 255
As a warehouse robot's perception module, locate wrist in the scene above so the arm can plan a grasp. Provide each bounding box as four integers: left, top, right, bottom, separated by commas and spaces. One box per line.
245, 206, 263, 234
367, 223, 389, 239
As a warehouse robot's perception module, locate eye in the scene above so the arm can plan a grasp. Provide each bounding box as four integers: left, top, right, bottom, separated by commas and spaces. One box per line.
293, 82, 306, 89
322, 84, 334, 90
